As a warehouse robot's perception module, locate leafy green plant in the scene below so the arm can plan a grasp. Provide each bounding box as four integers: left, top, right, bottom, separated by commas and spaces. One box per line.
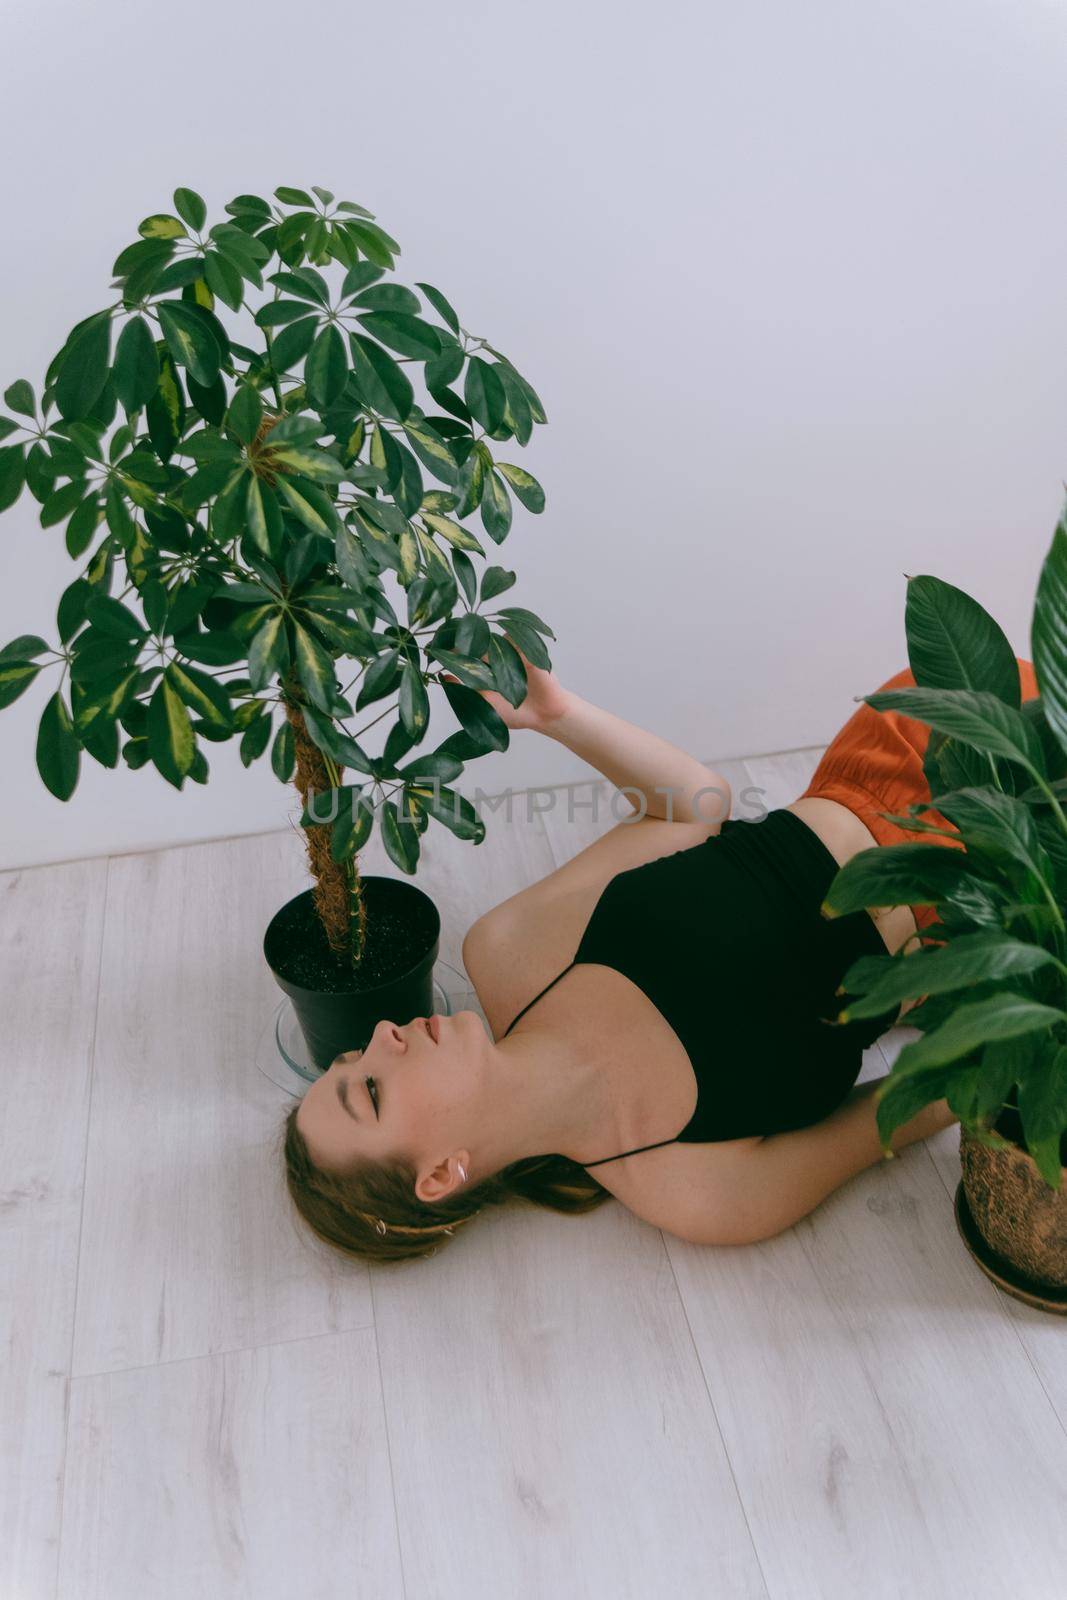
0, 184, 555, 961
821, 521, 1067, 1188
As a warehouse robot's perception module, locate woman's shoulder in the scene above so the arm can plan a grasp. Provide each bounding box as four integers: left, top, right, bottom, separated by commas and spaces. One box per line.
461, 813, 725, 1038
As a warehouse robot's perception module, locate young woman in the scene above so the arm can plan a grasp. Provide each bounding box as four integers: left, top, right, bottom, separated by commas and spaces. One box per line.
282, 653, 1040, 1265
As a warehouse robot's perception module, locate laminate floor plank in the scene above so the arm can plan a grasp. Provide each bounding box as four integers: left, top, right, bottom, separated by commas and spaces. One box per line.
71, 831, 373, 1377
57, 1327, 403, 1600
666, 1089, 1067, 1600
0, 857, 108, 1600
370, 1202, 769, 1600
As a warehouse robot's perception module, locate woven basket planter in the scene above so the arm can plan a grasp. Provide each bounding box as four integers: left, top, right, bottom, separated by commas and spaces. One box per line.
958, 1121, 1067, 1310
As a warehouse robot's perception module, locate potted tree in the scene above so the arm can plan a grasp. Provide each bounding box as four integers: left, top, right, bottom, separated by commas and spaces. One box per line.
821, 522, 1067, 1312
0, 183, 554, 1070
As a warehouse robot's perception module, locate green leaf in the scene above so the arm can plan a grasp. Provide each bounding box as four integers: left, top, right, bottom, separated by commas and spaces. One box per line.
0, 633, 49, 663
64, 493, 102, 560
406, 779, 485, 843
494, 613, 551, 669
40, 479, 90, 529
305, 323, 349, 408
55, 314, 112, 421
488, 633, 528, 707
420, 510, 485, 555
274, 474, 338, 535
340, 260, 385, 301
267, 313, 319, 371
268, 446, 346, 483
894, 993, 1065, 1074
173, 187, 207, 230
72, 666, 140, 735
480, 468, 512, 541
172, 627, 246, 665
275, 186, 315, 206
464, 358, 507, 433
839, 930, 1060, 1020
0, 444, 26, 511
904, 574, 1021, 705
165, 660, 232, 730
0, 659, 42, 709
248, 612, 290, 692
144, 347, 186, 463
202, 250, 245, 312
4, 379, 35, 417
415, 280, 461, 335
292, 619, 337, 713
348, 333, 413, 422
395, 750, 465, 783
85, 594, 146, 640
1017, 1042, 1067, 1186
452, 549, 477, 607
245, 476, 283, 560
355, 311, 442, 361
1032, 515, 1067, 762
139, 213, 187, 240
354, 649, 402, 710
227, 382, 263, 444
933, 786, 1055, 890
403, 419, 458, 485
454, 444, 485, 518
330, 790, 376, 863
239, 710, 273, 765
148, 675, 196, 785
864, 686, 1047, 778
271, 719, 295, 781
36, 690, 80, 799
875, 1064, 959, 1152
480, 565, 516, 603
398, 660, 430, 739
351, 283, 421, 316
442, 678, 509, 753
112, 316, 160, 413
157, 300, 222, 387
821, 840, 984, 919
380, 797, 420, 873
344, 221, 397, 269
495, 461, 545, 513
497, 364, 534, 445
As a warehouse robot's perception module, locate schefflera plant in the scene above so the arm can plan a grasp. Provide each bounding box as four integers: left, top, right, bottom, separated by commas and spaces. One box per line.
820, 524, 1067, 1188
0, 183, 554, 963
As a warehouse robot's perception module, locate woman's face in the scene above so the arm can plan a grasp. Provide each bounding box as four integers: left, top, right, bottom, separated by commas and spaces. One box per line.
295, 1009, 485, 1176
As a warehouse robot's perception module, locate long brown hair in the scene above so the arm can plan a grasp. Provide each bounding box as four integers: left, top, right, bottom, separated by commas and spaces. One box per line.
280, 1103, 613, 1265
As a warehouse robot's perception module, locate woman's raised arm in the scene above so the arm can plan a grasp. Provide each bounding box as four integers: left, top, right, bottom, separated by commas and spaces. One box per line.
445, 650, 730, 826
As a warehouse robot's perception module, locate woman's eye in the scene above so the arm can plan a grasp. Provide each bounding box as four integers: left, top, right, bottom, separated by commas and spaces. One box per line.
366, 1076, 379, 1116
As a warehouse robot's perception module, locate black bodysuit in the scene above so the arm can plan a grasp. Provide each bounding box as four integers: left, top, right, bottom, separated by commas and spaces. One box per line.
501, 807, 900, 1168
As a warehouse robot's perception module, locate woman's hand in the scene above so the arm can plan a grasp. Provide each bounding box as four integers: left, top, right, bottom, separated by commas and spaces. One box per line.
441, 647, 570, 734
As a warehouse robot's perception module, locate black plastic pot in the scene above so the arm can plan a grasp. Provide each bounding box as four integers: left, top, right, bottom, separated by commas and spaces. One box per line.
263, 875, 441, 1073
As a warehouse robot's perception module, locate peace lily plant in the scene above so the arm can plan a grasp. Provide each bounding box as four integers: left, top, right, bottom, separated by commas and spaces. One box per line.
0, 183, 553, 969
821, 526, 1067, 1204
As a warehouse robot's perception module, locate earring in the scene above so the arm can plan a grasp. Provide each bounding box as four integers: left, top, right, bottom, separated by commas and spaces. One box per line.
457, 1162, 468, 1183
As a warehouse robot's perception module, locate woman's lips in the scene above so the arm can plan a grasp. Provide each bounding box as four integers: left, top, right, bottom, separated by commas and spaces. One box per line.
427, 1014, 440, 1043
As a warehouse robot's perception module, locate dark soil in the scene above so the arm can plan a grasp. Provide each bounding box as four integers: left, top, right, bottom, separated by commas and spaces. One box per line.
266, 881, 439, 995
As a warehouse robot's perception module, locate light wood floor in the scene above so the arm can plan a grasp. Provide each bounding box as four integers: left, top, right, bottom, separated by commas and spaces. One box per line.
3, 747, 1066, 1600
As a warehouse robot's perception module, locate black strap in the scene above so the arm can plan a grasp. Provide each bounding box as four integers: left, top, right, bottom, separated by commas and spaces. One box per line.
502, 966, 683, 1168
582, 1137, 681, 1168
502, 961, 576, 1036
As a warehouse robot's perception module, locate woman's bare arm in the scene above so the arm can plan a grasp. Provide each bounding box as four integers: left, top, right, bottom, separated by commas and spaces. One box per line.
542, 688, 731, 825
444, 649, 731, 826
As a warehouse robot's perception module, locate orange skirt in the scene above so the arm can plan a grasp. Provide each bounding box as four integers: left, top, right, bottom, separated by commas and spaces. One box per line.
797, 657, 1040, 933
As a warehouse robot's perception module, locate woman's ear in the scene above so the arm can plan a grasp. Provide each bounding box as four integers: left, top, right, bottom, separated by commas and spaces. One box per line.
415, 1150, 472, 1205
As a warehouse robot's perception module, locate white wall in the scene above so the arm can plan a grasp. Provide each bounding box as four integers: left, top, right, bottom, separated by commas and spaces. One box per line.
1, 0, 1065, 869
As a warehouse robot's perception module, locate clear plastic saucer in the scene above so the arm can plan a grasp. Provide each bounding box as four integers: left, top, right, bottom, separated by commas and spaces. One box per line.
254, 956, 482, 1097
